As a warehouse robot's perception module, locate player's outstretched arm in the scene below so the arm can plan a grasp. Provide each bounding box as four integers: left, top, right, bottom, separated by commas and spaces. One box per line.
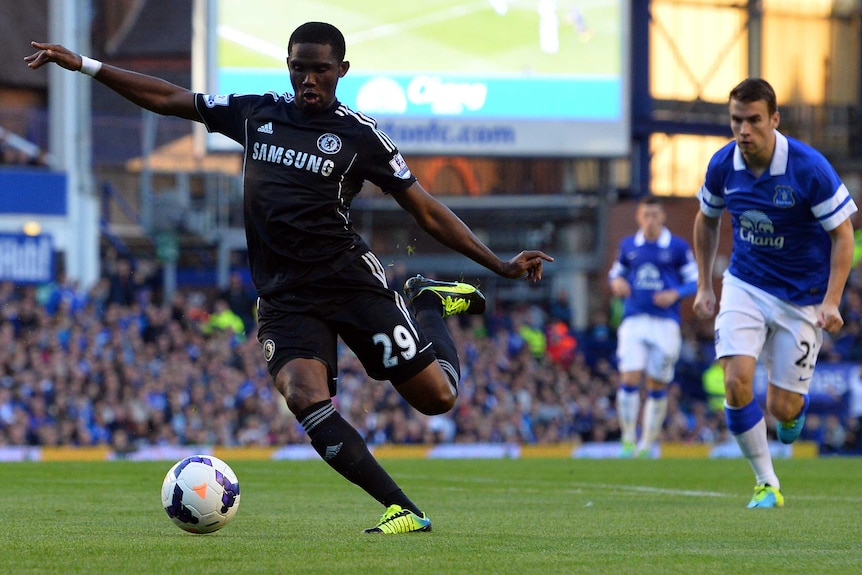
25, 42, 200, 122
394, 182, 553, 282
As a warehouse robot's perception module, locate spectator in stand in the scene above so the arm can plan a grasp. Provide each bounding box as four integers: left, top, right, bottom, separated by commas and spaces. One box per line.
219, 272, 257, 333
204, 298, 246, 341
549, 288, 574, 326
834, 286, 862, 360
702, 362, 726, 414
106, 257, 136, 307
515, 304, 548, 360
37, 271, 87, 316
578, 309, 616, 369
821, 414, 847, 454
546, 319, 577, 368
844, 416, 862, 454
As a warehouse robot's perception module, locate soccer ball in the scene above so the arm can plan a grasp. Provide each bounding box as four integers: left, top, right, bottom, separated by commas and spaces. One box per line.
161, 454, 241, 534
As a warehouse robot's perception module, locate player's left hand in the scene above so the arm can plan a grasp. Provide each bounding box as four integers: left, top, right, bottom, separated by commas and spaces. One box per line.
817, 303, 844, 333
501, 250, 554, 282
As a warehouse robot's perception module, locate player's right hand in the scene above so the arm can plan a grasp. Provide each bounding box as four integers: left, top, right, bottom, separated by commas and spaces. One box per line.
24, 42, 81, 72
609, 277, 631, 299
693, 288, 716, 319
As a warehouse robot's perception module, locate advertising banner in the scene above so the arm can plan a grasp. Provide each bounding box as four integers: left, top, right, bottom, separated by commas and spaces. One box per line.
0, 233, 54, 284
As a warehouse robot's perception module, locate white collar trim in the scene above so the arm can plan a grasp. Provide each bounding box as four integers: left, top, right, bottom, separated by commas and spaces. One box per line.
733, 129, 788, 175
635, 227, 671, 248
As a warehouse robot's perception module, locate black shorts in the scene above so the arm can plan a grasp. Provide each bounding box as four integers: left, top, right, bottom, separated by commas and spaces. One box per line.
256, 251, 436, 395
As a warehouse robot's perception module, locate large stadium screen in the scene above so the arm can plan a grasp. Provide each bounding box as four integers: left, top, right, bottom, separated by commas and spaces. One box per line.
196, 0, 629, 156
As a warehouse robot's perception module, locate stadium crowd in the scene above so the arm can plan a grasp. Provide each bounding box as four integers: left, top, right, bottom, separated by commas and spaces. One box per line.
2, 255, 861, 455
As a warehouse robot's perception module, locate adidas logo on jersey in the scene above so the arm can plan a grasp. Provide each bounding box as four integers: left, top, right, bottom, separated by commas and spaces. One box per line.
257, 122, 273, 134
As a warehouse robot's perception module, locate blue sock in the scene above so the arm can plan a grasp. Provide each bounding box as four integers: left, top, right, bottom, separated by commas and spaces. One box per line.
648, 388, 668, 400
725, 399, 763, 435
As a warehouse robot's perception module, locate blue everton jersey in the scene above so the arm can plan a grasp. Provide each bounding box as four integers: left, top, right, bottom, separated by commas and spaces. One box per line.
608, 228, 698, 323
698, 130, 857, 305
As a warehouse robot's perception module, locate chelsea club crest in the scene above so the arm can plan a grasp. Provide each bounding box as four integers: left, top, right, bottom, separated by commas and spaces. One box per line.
317, 133, 342, 154
263, 339, 275, 362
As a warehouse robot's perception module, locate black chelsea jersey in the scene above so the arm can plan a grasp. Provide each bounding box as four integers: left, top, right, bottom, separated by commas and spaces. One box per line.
194, 92, 417, 295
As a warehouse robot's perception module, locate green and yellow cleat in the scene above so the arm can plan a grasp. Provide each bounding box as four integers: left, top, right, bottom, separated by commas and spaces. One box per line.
363, 504, 432, 534
404, 275, 486, 318
637, 447, 653, 459
747, 485, 784, 509
776, 414, 806, 444
619, 440, 636, 458
777, 394, 809, 445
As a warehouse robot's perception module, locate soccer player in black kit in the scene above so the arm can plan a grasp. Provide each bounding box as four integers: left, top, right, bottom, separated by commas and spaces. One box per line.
27, 22, 553, 533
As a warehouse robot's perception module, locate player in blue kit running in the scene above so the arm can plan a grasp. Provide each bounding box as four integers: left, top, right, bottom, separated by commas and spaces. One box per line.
609, 195, 698, 457
26, 22, 553, 532
693, 78, 856, 508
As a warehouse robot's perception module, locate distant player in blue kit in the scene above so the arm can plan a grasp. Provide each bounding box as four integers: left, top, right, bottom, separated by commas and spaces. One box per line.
694, 78, 856, 508
609, 195, 698, 457
26, 22, 553, 532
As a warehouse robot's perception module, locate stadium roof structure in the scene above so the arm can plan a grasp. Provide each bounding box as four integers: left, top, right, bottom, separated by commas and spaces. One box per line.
124, 134, 241, 174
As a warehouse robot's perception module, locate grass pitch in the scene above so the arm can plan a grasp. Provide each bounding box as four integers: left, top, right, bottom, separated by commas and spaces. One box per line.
1, 457, 860, 574
217, 0, 621, 75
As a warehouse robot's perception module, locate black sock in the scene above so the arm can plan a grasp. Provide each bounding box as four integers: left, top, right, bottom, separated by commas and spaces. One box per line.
298, 400, 422, 515
383, 489, 422, 516
413, 305, 461, 390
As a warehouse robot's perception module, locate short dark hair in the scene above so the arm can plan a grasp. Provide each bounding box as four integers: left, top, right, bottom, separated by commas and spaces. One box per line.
729, 78, 777, 116
639, 194, 662, 208
288, 22, 346, 61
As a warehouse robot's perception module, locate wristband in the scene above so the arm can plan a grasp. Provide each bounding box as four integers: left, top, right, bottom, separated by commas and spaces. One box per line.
79, 56, 102, 77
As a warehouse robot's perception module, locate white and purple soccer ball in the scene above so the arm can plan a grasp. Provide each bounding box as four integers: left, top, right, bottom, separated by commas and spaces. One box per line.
161, 454, 241, 534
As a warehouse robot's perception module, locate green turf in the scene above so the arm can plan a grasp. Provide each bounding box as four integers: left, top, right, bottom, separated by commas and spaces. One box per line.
216, 0, 621, 75
1, 458, 860, 574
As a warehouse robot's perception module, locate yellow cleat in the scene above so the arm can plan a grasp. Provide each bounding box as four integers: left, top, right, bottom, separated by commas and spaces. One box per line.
747, 485, 785, 508
363, 504, 432, 534
620, 440, 636, 458
404, 275, 486, 318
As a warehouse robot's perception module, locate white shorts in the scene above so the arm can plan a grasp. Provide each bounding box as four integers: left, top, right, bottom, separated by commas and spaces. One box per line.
715, 274, 821, 394
616, 315, 681, 383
